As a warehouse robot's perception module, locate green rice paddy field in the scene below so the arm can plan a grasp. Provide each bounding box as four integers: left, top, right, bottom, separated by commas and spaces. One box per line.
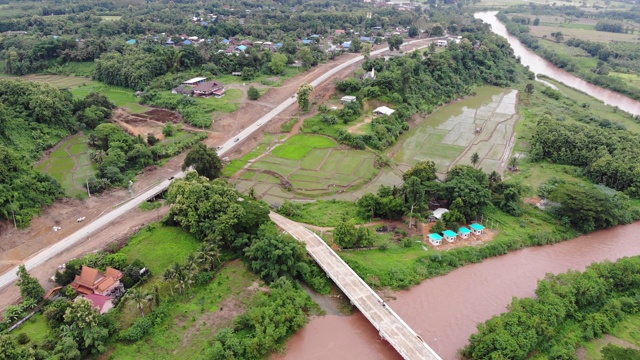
232, 134, 379, 204
35, 134, 95, 198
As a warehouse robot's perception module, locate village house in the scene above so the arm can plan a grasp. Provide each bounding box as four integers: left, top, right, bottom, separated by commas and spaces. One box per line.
85, 294, 115, 315
436, 39, 448, 47
71, 266, 124, 296
428, 233, 443, 246
341, 95, 357, 103
443, 230, 457, 243
470, 223, 485, 235
192, 80, 225, 97
373, 106, 395, 116
458, 226, 471, 239
428, 208, 449, 222
182, 77, 207, 86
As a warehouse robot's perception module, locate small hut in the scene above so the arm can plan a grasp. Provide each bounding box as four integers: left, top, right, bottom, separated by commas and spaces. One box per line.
470, 223, 485, 235
428, 233, 443, 246
443, 230, 457, 243
458, 226, 471, 239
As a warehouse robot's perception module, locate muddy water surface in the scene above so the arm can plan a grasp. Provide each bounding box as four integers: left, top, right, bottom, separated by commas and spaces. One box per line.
279, 222, 640, 360
475, 11, 640, 116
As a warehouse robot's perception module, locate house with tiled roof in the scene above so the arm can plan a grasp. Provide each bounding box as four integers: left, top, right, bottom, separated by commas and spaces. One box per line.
192, 80, 225, 97
71, 266, 123, 296
85, 294, 115, 314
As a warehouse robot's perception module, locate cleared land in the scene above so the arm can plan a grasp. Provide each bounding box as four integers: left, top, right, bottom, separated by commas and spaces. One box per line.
395, 86, 519, 177
233, 134, 378, 204
528, 25, 640, 43
70, 82, 149, 113
35, 134, 95, 198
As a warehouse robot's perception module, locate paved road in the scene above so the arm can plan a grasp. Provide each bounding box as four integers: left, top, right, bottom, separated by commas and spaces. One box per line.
270, 212, 442, 360
0, 39, 433, 291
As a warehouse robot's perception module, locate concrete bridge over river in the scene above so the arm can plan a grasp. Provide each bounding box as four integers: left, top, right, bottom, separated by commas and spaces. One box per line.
270, 212, 442, 360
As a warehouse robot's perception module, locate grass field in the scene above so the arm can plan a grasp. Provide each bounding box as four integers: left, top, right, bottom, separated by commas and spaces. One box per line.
233, 134, 378, 203
528, 24, 640, 43
109, 261, 259, 360
195, 88, 243, 113
280, 200, 366, 227
120, 225, 200, 275
20, 74, 94, 89
45, 61, 96, 77
35, 134, 95, 198
12, 314, 49, 346
70, 82, 149, 113
214, 66, 300, 87
223, 134, 275, 177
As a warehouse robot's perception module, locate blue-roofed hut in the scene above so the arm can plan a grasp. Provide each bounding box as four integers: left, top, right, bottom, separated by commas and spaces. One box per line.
428, 233, 443, 246
126, 39, 136, 45
443, 230, 457, 243
470, 223, 485, 235
458, 226, 471, 239
274, 42, 283, 48
182, 39, 193, 45
302, 39, 312, 45
342, 41, 351, 49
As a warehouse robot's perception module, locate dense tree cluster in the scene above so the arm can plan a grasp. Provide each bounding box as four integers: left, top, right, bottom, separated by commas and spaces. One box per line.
530, 115, 640, 196
463, 256, 640, 359
0, 79, 114, 227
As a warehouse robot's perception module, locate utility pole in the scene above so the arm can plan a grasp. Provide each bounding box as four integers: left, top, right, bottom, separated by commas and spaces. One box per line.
86, 178, 91, 198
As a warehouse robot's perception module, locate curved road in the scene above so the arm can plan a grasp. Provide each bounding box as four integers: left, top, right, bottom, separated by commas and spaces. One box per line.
0, 39, 432, 291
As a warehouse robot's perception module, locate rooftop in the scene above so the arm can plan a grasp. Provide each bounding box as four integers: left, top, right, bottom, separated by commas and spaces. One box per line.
183, 77, 207, 85
374, 106, 395, 116
443, 230, 458, 237
458, 226, 471, 234
428, 233, 443, 241
470, 223, 485, 230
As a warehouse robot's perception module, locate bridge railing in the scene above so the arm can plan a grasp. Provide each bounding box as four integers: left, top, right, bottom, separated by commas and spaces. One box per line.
301, 227, 442, 360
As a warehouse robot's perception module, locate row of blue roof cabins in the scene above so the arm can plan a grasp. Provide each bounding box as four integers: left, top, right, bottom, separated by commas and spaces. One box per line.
427, 208, 486, 247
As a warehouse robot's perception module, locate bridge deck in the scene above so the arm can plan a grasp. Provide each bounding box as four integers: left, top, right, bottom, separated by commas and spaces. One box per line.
270, 213, 441, 360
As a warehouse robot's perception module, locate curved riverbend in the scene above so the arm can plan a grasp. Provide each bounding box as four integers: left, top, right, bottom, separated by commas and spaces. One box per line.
475, 11, 640, 116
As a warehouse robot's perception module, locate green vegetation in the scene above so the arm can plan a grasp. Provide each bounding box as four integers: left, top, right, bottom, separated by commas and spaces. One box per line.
463, 256, 640, 359
120, 225, 200, 275
108, 261, 259, 359
271, 134, 336, 160
0, 79, 115, 227
70, 82, 148, 113
281, 118, 299, 133
222, 134, 274, 177
276, 199, 365, 227
35, 134, 95, 198
138, 201, 162, 211
237, 134, 378, 199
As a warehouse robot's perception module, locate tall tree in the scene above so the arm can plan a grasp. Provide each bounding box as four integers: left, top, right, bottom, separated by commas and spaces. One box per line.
386, 35, 403, 51
404, 176, 425, 228
16, 265, 44, 303
471, 152, 480, 168
126, 289, 152, 316
182, 143, 223, 180
297, 83, 314, 112
403, 160, 437, 183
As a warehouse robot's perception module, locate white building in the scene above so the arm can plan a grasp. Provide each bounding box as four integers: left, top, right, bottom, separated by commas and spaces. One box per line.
182, 77, 207, 86
373, 106, 395, 116
341, 95, 357, 103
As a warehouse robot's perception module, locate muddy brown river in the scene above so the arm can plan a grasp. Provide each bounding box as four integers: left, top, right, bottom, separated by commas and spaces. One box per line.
276, 11, 640, 360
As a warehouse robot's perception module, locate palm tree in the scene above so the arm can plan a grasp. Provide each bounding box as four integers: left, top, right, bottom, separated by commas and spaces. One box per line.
471, 152, 480, 168
163, 268, 176, 297
91, 150, 107, 165
127, 289, 152, 316
196, 243, 221, 271
488, 171, 502, 190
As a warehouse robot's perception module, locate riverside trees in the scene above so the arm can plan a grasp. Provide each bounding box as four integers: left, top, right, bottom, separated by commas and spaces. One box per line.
463, 256, 640, 359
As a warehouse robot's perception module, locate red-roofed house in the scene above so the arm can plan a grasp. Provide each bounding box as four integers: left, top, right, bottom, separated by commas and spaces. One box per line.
71, 266, 123, 296
85, 294, 114, 314
335, 29, 345, 35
